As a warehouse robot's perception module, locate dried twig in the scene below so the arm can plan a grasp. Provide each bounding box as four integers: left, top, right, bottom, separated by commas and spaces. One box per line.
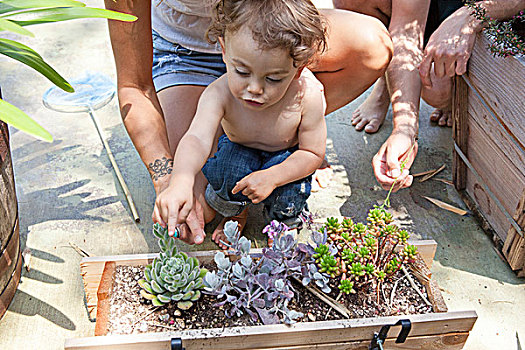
132, 306, 159, 327
432, 177, 454, 186
324, 292, 342, 320
389, 275, 406, 308
401, 266, 431, 306
152, 322, 178, 331
419, 164, 446, 183
412, 169, 435, 177
292, 277, 350, 318
68, 242, 91, 257
422, 196, 468, 216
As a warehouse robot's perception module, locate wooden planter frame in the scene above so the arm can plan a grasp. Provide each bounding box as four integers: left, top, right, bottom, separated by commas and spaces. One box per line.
452, 33, 525, 276
66, 240, 477, 349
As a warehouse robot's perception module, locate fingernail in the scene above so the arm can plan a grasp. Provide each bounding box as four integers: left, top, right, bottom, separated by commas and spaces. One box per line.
195, 235, 203, 244
391, 169, 401, 178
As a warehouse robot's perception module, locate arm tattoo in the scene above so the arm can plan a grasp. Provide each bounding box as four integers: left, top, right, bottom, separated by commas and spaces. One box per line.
148, 157, 173, 181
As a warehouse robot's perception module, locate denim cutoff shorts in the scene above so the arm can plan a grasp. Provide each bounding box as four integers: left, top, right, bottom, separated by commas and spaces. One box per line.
152, 30, 227, 92
202, 135, 312, 221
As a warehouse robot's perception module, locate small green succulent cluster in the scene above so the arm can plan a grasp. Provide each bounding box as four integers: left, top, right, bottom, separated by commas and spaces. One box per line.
139, 223, 208, 309
314, 207, 418, 295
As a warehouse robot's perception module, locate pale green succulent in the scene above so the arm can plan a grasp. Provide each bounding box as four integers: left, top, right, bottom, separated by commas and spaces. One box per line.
138, 223, 208, 309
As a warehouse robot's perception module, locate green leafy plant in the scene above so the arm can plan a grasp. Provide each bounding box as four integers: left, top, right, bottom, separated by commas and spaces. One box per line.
466, 1, 524, 57
139, 223, 208, 310
0, 0, 136, 141
312, 207, 418, 303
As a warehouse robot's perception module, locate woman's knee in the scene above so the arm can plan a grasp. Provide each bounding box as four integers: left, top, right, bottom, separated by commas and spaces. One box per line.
319, 9, 392, 75
421, 79, 452, 109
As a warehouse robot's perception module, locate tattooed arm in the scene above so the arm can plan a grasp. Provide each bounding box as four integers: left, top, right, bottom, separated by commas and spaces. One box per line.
148, 157, 173, 183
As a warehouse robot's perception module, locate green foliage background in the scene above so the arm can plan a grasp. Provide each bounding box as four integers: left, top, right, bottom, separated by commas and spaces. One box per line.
0, 0, 136, 142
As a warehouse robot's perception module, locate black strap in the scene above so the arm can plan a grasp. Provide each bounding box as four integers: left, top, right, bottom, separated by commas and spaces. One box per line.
369, 319, 411, 349
171, 338, 184, 350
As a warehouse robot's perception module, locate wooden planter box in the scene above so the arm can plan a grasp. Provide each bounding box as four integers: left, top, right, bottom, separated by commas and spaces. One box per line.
65, 240, 477, 349
452, 33, 525, 276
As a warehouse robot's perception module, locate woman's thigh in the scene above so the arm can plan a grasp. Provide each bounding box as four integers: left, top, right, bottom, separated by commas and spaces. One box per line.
310, 9, 393, 114
157, 85, 207, 155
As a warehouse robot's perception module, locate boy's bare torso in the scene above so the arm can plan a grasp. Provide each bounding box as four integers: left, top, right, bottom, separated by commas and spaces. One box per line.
214, 69, 323, 152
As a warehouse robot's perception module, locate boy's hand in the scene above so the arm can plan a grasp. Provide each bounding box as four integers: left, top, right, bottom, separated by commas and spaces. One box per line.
153, 178, 194, 237
232, 170, 276, 204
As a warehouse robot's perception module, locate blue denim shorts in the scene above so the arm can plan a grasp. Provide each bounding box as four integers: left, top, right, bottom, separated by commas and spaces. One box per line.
152, 30, 227, 92
202, 135, 312, 220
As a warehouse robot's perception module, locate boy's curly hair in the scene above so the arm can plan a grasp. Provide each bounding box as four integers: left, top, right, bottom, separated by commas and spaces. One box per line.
207, 0, 327, 67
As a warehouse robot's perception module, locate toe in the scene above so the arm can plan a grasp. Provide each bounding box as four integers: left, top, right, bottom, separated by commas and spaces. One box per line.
430, 109, 442, 122
355, 119, 368, 131
364, 119, 381, 134
351, 115, 362, 125
446, 113, 453, 127
438, 115, 447, 126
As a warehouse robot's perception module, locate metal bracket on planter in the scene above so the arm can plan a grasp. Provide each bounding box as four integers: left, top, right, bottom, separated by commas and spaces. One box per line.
171, 338, 185, 350
369, 319, 411, 350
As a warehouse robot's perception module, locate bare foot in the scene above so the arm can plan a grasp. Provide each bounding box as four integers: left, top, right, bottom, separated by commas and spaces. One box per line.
312, 159, 333, 192
351, 76, 389, 134
430, 108, 452, 127
211, 209, 248, 250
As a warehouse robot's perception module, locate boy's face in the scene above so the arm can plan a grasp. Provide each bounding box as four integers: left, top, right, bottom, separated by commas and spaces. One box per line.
219, 26, 300, 110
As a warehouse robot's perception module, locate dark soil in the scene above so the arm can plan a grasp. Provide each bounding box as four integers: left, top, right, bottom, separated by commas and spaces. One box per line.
107, 263, 433, 335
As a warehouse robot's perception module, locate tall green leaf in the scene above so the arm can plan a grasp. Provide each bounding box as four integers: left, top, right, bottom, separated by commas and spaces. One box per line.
0, 17, 33, 36
0, 99, 52, 142
0, 38, 73, 92
2, 7, 137, 26
0, 0, 85, 15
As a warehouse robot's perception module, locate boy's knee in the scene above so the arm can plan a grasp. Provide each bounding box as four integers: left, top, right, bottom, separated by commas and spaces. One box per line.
265, 182, 310, 221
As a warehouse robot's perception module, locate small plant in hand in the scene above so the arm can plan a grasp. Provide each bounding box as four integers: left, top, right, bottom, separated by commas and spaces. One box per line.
466, 1, 524, 57
138, 223, 208, 309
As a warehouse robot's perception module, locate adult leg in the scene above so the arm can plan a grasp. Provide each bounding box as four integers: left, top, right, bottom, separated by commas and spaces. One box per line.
421, 72, 453, 127
326, 1, 393, 133
157, 85, 217, 237
313, 7, 392, 114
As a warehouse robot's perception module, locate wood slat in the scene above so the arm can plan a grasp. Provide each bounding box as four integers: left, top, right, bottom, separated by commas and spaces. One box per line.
94, 262, 116, 336
0, 219, 19, 292
464, 117, 525, 242
502, 191, 525, 273
452, 75, 469, 191
262, 332, 470, 350
65, 311, 476, 350
66, 333, 470, 350
468, 33, 525, 146
0, 246, 21, 319
467, 90, 525, 174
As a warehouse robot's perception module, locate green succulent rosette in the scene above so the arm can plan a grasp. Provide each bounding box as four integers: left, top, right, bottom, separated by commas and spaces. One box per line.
138, 223, 208, 309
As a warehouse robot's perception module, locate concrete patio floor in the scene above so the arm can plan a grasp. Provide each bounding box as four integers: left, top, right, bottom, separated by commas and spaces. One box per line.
0, 1, 524, 349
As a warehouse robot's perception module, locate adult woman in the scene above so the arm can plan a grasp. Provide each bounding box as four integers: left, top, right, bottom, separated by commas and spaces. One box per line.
103, 0, 393, 245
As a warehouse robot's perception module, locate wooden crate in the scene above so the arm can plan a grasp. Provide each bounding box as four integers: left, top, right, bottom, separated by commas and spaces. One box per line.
65, 241, 478, 350
453, 33, 525, 276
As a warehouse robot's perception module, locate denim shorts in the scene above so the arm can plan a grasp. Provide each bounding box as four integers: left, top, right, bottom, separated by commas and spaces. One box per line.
152, 30, 227, 92
202, 135, 312, 220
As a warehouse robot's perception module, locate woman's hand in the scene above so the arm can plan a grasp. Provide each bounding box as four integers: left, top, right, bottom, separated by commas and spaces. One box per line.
419, 7, 482, 87
372, 131, 418, 192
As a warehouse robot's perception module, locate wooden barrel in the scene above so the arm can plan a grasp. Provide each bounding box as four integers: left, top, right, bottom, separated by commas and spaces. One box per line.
0, 116, 21, 319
